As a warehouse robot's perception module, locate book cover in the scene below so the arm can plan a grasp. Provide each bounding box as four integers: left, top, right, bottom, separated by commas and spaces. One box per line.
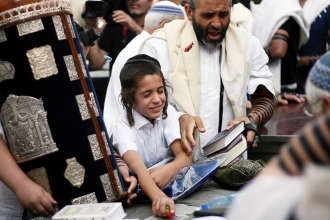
203, 121, 245, 157
52, 203, 126, 220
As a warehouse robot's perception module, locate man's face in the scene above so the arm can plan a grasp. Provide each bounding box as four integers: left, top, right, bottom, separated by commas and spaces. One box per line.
186, 0, 231, 50
127, 0, 152, 17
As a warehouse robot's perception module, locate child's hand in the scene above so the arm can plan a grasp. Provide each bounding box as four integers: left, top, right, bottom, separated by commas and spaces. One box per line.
149, 165, 176, 189
118, 165, 138, 204
152, 196, 175, 218
15, 179, 57, 217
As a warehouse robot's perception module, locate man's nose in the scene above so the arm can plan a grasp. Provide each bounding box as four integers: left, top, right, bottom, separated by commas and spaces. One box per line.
211, 17, 222, 29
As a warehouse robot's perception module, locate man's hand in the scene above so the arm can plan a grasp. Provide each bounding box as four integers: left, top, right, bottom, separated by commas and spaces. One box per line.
15, 179, 57, 217
149, 165, 176, 189
226, 116, 257, 148
112, 10, 143, 34
118, 165, 138, 204
179, 114, 206, 156
277, 93, 305, 105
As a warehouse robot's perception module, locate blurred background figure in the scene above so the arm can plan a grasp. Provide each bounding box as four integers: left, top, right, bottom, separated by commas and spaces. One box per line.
252, 0, 309, 105
83, 0, 153, 111
158, 0, 187, 18
103, 1, 184, 134
297, 0, 330, 93
226, 51, 330, 220
306, 51, 330, 116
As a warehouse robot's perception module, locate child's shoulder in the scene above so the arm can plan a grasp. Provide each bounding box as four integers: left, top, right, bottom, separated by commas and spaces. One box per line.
115, 112, 130, 127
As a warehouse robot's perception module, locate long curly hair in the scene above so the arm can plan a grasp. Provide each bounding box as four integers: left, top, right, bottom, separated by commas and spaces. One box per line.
120, 54, 172, 127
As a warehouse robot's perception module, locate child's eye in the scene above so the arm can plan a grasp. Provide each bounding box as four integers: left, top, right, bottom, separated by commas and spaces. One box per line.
143, 93, 150, 98
158, 89, 164, 94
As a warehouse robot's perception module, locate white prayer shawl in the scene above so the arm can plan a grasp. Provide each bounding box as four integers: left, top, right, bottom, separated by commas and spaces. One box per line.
253, 0, 310, 92
231, 2, 254, 32
139, 19, 252, 161
303, 0, 330, 25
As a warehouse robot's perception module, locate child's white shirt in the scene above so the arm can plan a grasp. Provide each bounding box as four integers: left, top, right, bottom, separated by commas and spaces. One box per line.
112, 105, 181, 168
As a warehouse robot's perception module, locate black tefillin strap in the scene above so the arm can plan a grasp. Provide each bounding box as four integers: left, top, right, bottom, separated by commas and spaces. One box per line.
218, 79, 224, 133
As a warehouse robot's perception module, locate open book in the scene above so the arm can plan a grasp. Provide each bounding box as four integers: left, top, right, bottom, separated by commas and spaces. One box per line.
203, 121, 245, 157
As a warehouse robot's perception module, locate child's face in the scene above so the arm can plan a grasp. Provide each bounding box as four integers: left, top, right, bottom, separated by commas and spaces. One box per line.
133, 74, 166, 124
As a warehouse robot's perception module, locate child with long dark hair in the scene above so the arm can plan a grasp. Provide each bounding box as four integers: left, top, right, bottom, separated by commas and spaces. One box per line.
112, 54, 191, 217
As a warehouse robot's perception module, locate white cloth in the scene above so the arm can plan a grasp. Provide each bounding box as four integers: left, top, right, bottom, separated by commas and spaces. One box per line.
178, 4, 187, 19
0, 181, 23, 220
231, 3, 254, 32
225, 175, 304, 220
141, 35, 273, 148
0, 123, 23, 220
103, 30, 151, 135
252, 0, 310, 92
225, 164, 330, 220
303, 0, 330, 25
69, 0, 85, 28
112, 105, 180, 168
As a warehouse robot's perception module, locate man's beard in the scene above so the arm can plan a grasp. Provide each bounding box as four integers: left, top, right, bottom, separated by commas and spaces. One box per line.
192, 15, 229, 50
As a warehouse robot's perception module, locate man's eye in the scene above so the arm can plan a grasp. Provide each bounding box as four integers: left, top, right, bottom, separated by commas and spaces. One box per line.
203, 13, 213, 18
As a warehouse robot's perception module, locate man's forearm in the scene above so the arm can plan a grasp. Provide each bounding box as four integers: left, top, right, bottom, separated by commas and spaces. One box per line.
0, 136, 30, 193
249, 86, 275, 126
87, 40, 107, 70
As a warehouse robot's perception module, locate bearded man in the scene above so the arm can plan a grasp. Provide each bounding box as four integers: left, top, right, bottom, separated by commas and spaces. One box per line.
140, 0, 275, 161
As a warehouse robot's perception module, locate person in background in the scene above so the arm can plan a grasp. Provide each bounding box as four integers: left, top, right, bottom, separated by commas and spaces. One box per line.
140, 0, 275, 161
297, 0, 330, 92
98, 0, 153, 72
103, 1, 184, 134
112, 54, 192, 217
225, 51, 330, 220
252, 0, 309, 105
158, 0, 187, 18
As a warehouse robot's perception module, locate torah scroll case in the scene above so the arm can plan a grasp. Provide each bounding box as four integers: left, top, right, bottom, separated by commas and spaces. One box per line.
0, 0, 126, 209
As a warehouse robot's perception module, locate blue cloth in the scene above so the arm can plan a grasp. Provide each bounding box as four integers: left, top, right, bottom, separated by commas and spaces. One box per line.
300, 5, 330, 57
309, 51, 330, 91
299, 5, 330, 86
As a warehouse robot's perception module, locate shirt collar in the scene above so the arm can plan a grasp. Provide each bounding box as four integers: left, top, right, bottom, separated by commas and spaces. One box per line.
132, 109, 162, 129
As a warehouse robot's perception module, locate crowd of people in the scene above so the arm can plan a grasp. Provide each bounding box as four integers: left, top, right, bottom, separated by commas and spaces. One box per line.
0, 0, 330, 219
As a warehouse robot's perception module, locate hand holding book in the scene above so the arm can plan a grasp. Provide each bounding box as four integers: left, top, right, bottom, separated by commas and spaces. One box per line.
226, 115, 261, 148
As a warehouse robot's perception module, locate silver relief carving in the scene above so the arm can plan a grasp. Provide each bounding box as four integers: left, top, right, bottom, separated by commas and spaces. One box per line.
75, 93, 100, 121
100, 173, 115, 201
0, 1, 72, 28
0, 95, 58, 163
27, 167, 52, 195
66, 15, 76, 38
89, 93, 99, 117
0, 60, 15, 83
26, 45, 58, 80
88, 131, 111, 161
17, 19, 44, 36
64, 157, 85, 188
63, 54, 87, 81
114, 169, 124, 194
71, 192, 98, 205
52, 15, 66, 40
0, 29, 6, 43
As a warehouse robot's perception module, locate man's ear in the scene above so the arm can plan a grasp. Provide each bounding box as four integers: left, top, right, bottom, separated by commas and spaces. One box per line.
158, 19, 169, 29
322, 96, 330, 114
185, 4, 193, 21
